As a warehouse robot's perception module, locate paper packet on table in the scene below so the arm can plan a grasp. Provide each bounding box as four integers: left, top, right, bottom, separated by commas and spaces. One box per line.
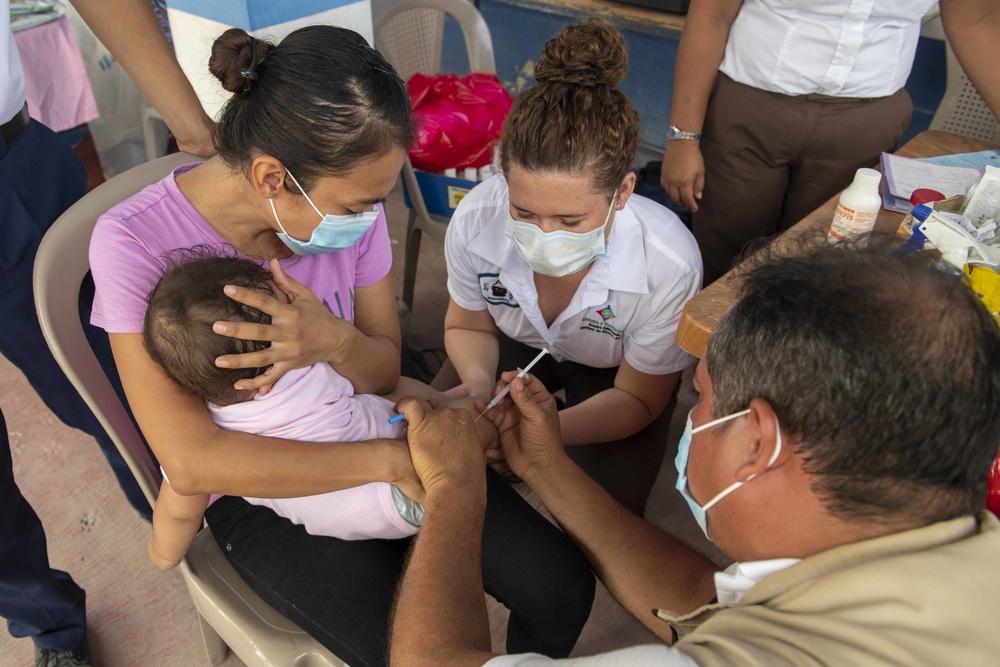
880, 153, 982, 213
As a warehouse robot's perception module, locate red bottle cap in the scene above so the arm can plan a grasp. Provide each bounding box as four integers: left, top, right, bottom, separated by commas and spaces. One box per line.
909, 188, 946, 206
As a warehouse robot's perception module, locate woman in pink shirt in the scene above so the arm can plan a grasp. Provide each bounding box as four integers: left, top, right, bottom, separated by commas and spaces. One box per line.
89, 26, 593, 666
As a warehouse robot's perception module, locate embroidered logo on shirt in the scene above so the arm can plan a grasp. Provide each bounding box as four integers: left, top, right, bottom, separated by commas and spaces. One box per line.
580, 307, 623, 340
479, 273, 519, 308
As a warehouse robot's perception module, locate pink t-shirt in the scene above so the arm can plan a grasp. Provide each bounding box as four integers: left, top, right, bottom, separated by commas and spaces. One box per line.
89, 162, 405, 538
90, 162, 392, 332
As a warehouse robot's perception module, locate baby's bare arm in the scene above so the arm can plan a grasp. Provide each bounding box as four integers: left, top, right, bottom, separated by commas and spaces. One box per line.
148, 480, 210, 570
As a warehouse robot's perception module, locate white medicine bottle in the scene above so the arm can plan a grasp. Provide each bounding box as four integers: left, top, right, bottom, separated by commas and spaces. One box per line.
827, 168, 883, 243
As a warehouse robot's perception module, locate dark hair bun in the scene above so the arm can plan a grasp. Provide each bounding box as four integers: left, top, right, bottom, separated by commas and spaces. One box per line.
534, 17, 628, 88
209, 28, 276, 93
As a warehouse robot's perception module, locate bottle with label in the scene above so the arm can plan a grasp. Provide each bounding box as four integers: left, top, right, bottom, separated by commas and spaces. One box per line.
827, 168, 883, 244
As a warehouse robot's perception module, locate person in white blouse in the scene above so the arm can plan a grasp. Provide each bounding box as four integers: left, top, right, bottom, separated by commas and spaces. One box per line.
661, 0, 1000, 284
390, 237, 1000, 666
440, 18, 701, 515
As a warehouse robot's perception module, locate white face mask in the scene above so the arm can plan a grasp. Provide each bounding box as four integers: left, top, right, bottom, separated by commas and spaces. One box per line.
505, 195, 617, 277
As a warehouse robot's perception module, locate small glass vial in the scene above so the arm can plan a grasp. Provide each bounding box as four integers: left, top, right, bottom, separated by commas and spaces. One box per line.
828, 168, 883, 244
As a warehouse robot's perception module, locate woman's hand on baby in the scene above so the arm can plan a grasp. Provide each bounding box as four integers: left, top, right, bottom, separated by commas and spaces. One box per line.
213, 259, 355, 392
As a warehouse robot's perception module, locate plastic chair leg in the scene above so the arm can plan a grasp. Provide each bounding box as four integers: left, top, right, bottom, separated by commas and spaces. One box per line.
197, 612, 230, 665
402, 212, 423, 311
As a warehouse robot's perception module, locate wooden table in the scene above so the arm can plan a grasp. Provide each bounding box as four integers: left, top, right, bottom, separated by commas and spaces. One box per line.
675, 130, 1000, 357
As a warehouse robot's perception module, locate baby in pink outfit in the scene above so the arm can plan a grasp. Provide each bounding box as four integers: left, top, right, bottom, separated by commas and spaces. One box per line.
143, 251, 430, 569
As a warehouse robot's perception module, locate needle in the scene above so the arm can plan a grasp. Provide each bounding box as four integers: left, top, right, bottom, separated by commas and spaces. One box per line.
474, 347, 549, 422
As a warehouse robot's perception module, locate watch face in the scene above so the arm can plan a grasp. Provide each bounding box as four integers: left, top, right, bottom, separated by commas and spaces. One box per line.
667, 126, 679, 140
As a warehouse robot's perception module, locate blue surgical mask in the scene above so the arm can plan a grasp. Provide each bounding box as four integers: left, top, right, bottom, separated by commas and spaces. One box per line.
270, 169, 379, 255
675, 409, 782, 540
505, 195, 617, 277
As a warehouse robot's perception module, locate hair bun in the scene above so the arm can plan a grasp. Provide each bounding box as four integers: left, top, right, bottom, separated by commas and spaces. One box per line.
209, 28, 275, 93
534, 17, 628, 88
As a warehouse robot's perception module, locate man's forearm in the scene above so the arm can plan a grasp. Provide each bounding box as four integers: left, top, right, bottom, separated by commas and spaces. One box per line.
69, 0, 215, 154
523, 456, 719, 642
390, 482, 495, 667
669, 0, 743, 131
941, 0, 1000, 121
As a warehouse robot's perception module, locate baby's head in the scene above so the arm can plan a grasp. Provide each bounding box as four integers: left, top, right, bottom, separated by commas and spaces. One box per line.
144, 248, 275, 406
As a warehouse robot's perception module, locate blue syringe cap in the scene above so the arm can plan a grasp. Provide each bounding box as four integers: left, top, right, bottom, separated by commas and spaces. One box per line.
911, 204, 934, 222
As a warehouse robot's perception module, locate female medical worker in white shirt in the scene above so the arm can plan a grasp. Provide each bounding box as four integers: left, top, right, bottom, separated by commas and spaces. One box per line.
441, 17, 702, 515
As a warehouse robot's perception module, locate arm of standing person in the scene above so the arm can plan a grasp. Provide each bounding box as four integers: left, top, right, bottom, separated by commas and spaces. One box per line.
660, 0, 743, 212
489, 372, 719, 643
68, 0, 216, 156
940, 0, 1000, 121
147, 480, 209, 570
108, 332, 422, 501
442, 298, 501, 402
213, 260, 402, 395
555, 364, 679, 448
390, 397, 494, 667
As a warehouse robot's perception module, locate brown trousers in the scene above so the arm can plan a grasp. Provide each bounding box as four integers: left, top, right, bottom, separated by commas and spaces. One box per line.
693, 73, 912, 284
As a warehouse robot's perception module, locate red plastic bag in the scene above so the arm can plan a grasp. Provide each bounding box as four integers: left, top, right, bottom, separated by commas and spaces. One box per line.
988, 453, 1000, 518
407, 72, 514, 172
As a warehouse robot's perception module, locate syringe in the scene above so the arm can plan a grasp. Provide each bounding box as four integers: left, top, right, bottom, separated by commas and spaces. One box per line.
474, 347, 549, 422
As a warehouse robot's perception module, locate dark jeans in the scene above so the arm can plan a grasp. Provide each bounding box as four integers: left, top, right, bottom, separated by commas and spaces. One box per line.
0, 408, 87, 651
0, 117, 147, 651
498, 335, 676, 516
205, 467, 595, 667
0, 119, 151, 519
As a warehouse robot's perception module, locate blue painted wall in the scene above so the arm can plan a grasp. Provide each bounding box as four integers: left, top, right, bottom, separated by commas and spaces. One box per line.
440, 0, 946, 161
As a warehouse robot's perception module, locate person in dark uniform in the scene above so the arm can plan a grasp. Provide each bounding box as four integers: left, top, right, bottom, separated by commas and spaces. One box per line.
0, 1, 213, 664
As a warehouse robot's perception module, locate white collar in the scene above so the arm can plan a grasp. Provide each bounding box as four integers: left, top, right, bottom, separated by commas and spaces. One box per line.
713, 558, 802, 605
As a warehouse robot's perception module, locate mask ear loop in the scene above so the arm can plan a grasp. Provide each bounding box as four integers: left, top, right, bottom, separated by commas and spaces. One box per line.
269, 199, 291, 235
283, 168, 324, 218
701, 412, 783, 512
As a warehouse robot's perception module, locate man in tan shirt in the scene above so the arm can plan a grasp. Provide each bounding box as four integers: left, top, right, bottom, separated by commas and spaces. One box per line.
391, 237, 1000, 666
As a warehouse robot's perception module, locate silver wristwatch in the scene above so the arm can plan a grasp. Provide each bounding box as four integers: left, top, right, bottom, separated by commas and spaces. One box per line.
667, 125, 703, 141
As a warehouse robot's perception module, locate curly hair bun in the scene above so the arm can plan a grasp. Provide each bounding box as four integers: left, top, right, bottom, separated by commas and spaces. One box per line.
534, 17, 628, 88
209, 28, 276, 93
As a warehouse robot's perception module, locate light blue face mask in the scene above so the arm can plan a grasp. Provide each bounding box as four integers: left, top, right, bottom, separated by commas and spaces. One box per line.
675, 408, 782, 540
269, 169, 379, 256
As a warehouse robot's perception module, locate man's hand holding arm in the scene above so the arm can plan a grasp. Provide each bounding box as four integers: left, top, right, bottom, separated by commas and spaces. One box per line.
492, 373, 719, 642
390, 398, 495, 667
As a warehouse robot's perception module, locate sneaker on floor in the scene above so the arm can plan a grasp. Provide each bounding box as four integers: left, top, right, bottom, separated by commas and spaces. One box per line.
35, 643, 94, 667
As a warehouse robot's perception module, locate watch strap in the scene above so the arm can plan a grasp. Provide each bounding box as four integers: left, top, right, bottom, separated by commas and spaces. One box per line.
668, 125, 703, 141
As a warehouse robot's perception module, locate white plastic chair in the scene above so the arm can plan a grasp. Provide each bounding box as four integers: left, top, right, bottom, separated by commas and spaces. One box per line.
930, 40, 1000, 144
372, 0, 497, 310
33, 152, 347, 667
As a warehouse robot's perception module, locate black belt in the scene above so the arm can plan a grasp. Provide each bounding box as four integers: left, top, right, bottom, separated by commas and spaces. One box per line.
1, 103, 30, 147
